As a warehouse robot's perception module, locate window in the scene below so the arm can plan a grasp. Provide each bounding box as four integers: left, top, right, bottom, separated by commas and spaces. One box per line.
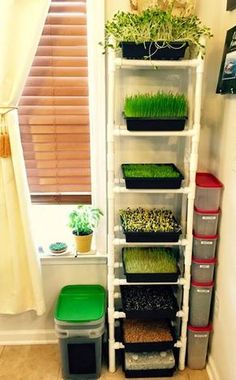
19, 0, 106, 254
19, 0, 91, 205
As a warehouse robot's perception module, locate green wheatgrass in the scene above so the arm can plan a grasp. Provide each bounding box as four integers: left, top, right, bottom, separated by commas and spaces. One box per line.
123, 247, 177, 273
124, 92, 188, 119
122, 164, 181, 178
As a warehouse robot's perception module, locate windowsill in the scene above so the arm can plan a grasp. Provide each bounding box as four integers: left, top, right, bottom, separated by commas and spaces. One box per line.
40, 250, 107, 265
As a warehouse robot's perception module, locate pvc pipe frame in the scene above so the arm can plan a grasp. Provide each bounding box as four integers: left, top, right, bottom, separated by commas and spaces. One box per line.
107, 44, 204, 373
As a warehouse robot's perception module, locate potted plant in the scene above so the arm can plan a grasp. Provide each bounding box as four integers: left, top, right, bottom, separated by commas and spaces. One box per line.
49, 242, 68, 255
122, 247, 179, 282
122, 163, 184, 189
119, 207, 182, 242
123, 92, 188, 131
68, 205, 103, 253
103, 6, 212, 60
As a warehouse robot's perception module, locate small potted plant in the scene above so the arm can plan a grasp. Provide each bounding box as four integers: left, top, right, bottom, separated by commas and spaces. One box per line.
103, 6, 212, 60
122, 163, 184, 189
49, 242, 68, 255
68, 205, 103, 253
123, 92, 188, 131
119, 207, 182, 242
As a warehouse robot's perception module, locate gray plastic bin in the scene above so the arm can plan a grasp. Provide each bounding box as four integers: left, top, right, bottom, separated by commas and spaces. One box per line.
191, 258, 216, 283
193, 234, 218, 259
189, 281, 214, 327
187, 325, 212, 369
193, 208, 220, 236
55, 323, 104, 380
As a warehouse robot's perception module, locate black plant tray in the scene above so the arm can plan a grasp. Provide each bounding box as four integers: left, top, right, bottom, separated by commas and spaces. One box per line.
125, 117, 187, 131
124, 367, 176, 378
123, 230, 181, 243
121, 41, 188, 60
122, 163, 184, 189
122, 322, 177, 352
120, 286, 178, 320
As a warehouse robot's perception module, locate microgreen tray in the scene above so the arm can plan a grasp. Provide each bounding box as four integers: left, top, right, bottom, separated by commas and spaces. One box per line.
122, 163, 184, 189
125, 117, 187, 131
122, 320, 177, 352
122, 230, 181, 243
121, 41, 188, 60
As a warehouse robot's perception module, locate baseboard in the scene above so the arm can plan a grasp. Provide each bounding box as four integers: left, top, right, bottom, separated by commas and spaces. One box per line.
0, 329, 57, 345
207, 355, 221, 380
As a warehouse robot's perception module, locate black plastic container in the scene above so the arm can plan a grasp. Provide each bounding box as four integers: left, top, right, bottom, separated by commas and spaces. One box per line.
121, 285, 178, 320
122, 320, 177, 352
125, 117, 187, 131
122, 230, 181, 243
122, 249, 180, 283
121, 41, 188, 60
122, 163, 184, 189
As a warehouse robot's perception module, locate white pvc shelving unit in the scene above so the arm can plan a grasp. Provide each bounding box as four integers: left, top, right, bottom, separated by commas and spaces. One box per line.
107, 49, 204, 374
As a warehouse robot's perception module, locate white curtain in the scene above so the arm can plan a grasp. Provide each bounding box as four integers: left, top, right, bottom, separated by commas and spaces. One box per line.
0, 0, 51, 315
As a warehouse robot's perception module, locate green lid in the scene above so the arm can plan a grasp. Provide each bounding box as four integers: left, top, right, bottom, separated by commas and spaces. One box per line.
54, 285, 106, 323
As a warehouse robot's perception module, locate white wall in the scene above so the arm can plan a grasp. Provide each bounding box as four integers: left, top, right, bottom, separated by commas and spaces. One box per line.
196, 1, 236, 380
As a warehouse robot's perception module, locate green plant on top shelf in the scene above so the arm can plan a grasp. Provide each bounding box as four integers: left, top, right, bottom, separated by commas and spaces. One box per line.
119, 207, 181, 233
122, 164, 181, 178
124, 92, 188, 119
102, 7, 212, 56
123, 247, 178, 273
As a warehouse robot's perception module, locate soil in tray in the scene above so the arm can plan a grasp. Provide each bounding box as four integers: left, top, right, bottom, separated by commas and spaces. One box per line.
121, 41, 188, 60
123, 319, 173, 344
121, 285, 177, 316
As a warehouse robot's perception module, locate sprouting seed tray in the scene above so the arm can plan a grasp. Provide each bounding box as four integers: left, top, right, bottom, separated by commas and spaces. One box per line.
121, 164, 184, 189
124, 367, 176, 378
125, 117, 187, 132
123, 230, 181, 243
121, 41, 188, 61
122, 321, 177, 352
120, 285, 178, 320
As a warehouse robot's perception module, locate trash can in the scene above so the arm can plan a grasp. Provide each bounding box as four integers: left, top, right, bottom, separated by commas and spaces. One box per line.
191, 257, 216, 283
189, 281, 214, 327
54, 285, 106, 380
193, 207, 220, 236
193, 233, 218, 260
195, 173, 223, 210
187, 325, 212, 369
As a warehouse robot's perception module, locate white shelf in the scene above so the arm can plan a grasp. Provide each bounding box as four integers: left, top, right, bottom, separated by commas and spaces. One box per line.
114, 340, 182, 350
113, 238, 188, 246
114, 185, 190, 194
114, 310, 184, 319
115, 57, 200, 69
114, 278, 186, 286
113, 127, 194, 137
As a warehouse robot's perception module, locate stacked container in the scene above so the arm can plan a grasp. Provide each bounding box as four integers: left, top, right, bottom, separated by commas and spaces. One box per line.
187, 173, 223, 369
54, 285, 106, 380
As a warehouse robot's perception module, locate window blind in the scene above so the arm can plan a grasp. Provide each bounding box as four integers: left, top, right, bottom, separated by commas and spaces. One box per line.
19, 0, 91, 202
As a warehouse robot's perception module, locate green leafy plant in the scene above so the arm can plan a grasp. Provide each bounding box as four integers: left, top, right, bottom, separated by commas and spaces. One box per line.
49, 242, 67, 253
102, 7, 212, 56
123, 247, 178, 273
68, 205, 103, 236
124, 92, 188, 118
120, 207, 181, 233
122, 164, 181, 178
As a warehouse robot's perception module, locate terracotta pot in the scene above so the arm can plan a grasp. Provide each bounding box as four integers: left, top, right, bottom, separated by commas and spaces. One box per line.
74, 233, 93, 253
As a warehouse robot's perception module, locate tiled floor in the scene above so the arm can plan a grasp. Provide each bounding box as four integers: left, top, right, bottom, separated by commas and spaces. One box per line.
0, 345, 209, 380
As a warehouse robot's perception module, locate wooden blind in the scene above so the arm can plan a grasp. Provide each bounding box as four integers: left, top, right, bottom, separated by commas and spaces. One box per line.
19, 0, 91, 201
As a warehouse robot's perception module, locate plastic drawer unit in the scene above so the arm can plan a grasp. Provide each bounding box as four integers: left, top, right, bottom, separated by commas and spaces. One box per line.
195, 173, 223, 211
191, 257, 216, 283
189, 281, 214, 327
54, 285, 106, 380
193, 233, 218, 259
193, 207, 220, 236
187, 325, 212, 369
